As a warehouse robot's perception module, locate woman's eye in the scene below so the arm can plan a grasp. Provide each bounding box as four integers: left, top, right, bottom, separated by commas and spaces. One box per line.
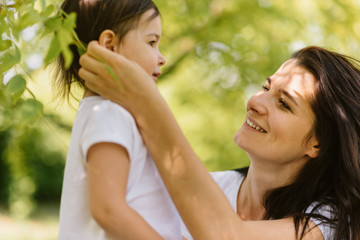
262, 85, 270, 91
279, 98, 291, 110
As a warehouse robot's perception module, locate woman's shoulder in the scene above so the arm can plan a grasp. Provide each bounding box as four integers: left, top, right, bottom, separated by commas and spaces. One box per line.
210, 170, 245, 193
209, 169, 247, 212
306, 202, 335, 240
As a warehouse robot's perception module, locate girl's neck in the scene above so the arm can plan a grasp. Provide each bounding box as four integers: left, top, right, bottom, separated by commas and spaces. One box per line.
83, 89, 98, 99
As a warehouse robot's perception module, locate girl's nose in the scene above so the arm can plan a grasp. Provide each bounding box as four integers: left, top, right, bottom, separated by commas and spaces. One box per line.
159, 53, 166, 66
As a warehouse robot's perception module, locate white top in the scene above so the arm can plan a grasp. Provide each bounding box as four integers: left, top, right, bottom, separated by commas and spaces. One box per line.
59, 96, 181, 240
181, 170, 334, 240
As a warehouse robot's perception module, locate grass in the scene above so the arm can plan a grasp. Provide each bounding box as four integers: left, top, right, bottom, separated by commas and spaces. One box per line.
0, 203, 59, 240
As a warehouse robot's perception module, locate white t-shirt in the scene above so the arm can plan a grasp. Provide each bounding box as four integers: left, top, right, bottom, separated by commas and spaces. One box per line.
58, 96, 181, 240
181, 170, 334, 240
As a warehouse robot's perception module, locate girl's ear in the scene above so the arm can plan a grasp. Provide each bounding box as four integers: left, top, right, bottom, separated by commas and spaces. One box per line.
306, 136, 320, 159
98, 30, 116, 51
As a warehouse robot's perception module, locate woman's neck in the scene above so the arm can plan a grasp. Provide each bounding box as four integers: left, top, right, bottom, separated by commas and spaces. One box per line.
236, 161, 303, 220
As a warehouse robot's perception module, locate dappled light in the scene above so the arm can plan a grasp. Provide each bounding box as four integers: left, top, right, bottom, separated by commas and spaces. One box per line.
1, 0, 360, 238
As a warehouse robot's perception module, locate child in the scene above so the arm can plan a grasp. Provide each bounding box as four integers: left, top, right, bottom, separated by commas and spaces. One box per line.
57, 0, 180, 239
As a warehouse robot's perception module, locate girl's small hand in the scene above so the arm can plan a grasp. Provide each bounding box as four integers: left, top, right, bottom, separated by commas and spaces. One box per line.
78, 41, 159, 114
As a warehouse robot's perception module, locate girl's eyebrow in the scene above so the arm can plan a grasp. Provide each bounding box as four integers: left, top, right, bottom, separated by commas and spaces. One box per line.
147, 33, 160, 40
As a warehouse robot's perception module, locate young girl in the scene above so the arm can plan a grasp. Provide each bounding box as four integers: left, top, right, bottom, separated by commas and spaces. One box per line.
79, 43, 360, 239
57, 1, 180, 239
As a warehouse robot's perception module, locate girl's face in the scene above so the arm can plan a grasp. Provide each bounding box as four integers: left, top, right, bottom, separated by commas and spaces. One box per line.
234, 59, 319, 170
114, 9, 166, 82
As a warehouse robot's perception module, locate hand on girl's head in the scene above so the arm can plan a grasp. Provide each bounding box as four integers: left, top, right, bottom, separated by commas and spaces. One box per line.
79, 40, 157, 104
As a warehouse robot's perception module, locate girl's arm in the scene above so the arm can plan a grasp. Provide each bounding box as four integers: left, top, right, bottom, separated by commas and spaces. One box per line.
87, 142, 163, 240
79, 41, 324, 240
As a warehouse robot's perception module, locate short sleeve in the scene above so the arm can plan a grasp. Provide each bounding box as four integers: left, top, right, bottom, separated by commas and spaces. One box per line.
306, 203, 335, 240
80, 100, 135, 160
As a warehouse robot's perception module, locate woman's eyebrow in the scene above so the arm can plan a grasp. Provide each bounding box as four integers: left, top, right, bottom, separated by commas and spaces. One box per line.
279, 89, 299, 106
267, 77, 299, 106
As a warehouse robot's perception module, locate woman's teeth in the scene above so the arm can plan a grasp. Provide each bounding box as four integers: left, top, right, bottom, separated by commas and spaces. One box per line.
246, 119, 266, 133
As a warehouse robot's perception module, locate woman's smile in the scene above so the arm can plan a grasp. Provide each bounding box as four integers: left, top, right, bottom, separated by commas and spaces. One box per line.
245, 118, 267, 133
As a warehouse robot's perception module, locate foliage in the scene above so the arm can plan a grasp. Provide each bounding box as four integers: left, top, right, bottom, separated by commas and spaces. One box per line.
0, 0, 76, 218
155, 0, 360, 170
1, 0, 360, 219
0, 124, 65, 218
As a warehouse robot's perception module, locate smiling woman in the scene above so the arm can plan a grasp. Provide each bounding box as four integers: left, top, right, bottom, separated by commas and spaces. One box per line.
78, 43, 360, 239
234, 59, 319, 170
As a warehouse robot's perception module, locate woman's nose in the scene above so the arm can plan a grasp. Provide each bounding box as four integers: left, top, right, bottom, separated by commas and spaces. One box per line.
247, 92, 268, 115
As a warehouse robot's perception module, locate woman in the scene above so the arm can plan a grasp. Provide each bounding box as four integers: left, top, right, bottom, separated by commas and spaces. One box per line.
78, 43, 360, 239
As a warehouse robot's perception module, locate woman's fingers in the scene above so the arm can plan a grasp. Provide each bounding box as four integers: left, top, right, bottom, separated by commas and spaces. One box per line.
79, 51, 107, 77
87, 41, 127, 68
78, 67, 98, 88
78, 40, 157, 107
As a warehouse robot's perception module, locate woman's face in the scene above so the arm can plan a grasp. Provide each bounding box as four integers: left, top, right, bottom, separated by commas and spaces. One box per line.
234, 59, 319, 168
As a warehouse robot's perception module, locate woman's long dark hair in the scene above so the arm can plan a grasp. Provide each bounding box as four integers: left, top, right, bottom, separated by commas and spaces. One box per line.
261, 46, 360, 239
55, 0, 160, 101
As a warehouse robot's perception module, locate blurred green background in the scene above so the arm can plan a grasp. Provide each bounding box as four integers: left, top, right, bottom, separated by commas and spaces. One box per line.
1, 0, 360, 239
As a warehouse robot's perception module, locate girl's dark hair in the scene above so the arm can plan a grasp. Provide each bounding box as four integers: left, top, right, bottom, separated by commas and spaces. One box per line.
55, 0, 160, 101
261, 46, 360, 239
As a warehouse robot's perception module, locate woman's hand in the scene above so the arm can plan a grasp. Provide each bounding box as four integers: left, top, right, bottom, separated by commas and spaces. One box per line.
78, 41, 160, 114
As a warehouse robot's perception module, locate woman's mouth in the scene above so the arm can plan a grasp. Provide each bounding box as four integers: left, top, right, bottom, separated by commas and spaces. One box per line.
246, 119, 267, 133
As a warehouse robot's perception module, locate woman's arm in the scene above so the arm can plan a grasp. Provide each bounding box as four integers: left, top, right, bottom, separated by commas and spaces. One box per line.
79, 41, 325, 240
87, 142, 163, 240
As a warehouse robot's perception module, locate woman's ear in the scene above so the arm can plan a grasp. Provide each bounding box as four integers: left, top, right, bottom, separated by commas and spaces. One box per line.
306, 137, 320, 159
98, 30, 116, 51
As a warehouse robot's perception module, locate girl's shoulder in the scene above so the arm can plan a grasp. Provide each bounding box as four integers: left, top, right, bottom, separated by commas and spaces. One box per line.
79, 96, 134, 122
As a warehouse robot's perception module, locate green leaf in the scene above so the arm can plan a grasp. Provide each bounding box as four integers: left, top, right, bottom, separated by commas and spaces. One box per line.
58, 29, 74, 69
0, 47, 21, 73
72, 29, 87, 57
5, 75, 26, 104
20, 99, 44, 124
61, 47, 73, 69
0, 17, 7, 36
105, 65, 122, 90
40, 0, 46, 11
18, 11, 42, 30
0, 40, 12, 52
62, 12, 77, 31
58, 29, 73, 46
42, 4, 56, 17
44, 36, 61, 65
43, 16, 62, 35
76, 41, 87, 57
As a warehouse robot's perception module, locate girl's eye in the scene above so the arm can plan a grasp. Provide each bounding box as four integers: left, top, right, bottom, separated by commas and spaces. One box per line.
149, 41, 156, 47
262, 85, 270, 91
279, 98, 291, 110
